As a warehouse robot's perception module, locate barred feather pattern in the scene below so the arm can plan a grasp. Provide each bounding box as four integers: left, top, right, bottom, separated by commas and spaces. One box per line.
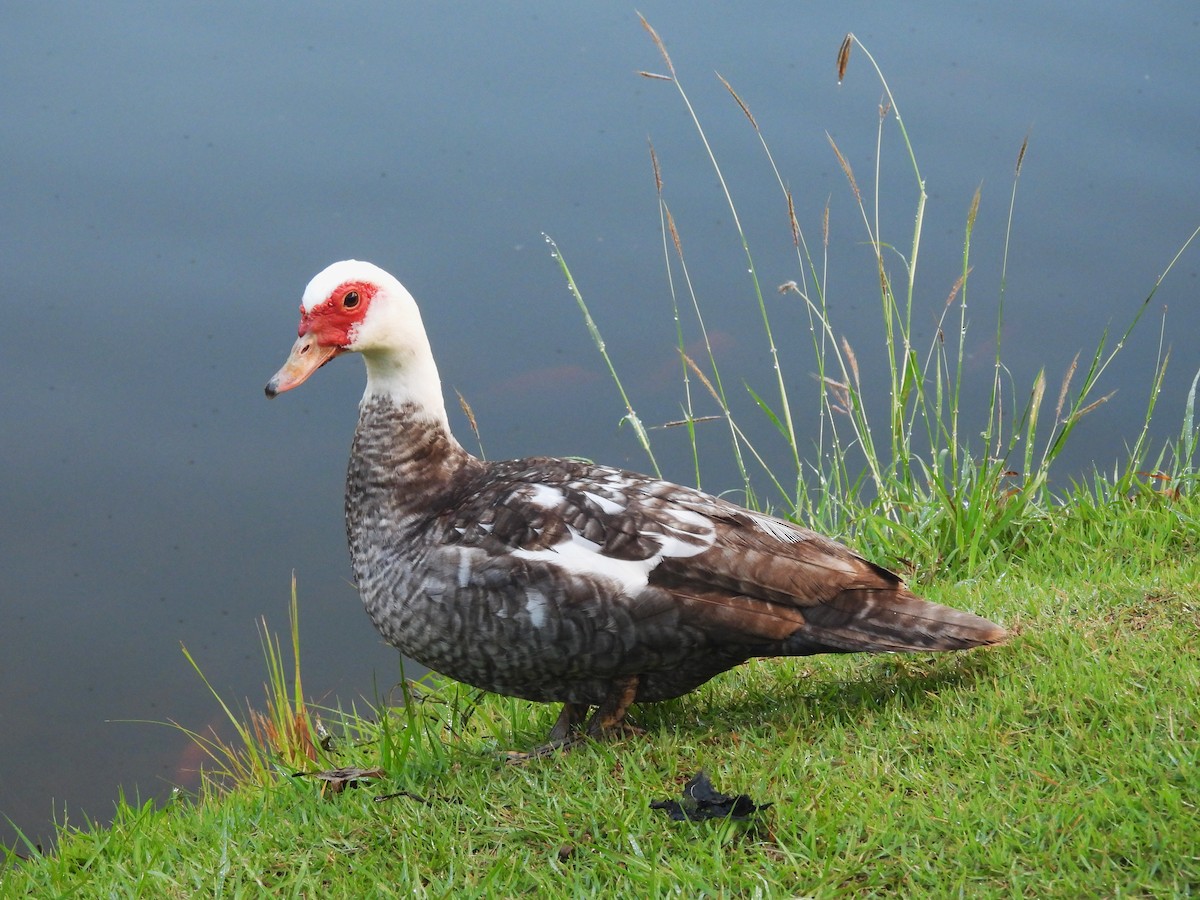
345, 396, 1007, 708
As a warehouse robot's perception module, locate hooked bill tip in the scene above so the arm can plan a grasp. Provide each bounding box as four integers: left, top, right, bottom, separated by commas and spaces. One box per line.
264, 379, 279, 399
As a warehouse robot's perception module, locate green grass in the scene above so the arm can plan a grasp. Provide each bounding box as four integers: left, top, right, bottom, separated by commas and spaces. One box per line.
593, 22, 1200, 581
6, 23, 1200, 898
4, 513, 1198, 896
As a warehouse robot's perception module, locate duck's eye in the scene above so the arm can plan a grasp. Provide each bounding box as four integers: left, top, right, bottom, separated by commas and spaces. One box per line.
343, 290, 360, 309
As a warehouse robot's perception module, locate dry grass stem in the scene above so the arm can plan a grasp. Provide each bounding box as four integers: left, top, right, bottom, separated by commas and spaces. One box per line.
648, 139, 663, 194
681, 352, 721, 404
821, 375, 852, 414
842, 337, 861, 390
717, 73, 757, 130
638, 14, 675, 77
1075, 391, 1116, 420
1016, 132, 1030, 175
657, 415, 722, 429
837, 33, 853, 82
945, 269, 971, 308
786, 188, 800, 247
1055, 354, 1079, 421
250, 708, 316, 767
456, 390, 479, 437
827, 134, 861, 203
665, 205, 683, 258
456, 389, 485, 457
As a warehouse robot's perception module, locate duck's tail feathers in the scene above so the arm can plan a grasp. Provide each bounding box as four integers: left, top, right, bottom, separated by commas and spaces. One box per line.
787, 588, 1007, 655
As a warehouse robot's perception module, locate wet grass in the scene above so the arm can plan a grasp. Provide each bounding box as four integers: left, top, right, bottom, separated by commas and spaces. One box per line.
5, 23, 1200, 899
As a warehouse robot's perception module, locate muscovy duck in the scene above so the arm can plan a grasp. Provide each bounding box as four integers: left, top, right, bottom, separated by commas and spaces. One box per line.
266, 260, 1006, 750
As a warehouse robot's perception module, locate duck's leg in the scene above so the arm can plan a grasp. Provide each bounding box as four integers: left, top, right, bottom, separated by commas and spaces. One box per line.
505, 678, 642, 762
585, 674, 642, 738
505, 702, 589, 763
547, 701, 588, 743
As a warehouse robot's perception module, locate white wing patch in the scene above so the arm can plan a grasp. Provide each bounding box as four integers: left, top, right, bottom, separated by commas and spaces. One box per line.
582, 490, 624, 515
504, 473, 720, 597
523, 483, 566, 510
512, 529, 657, 596
650, 507, 716, 558
511, 508, 715, 597
524, 482, 626, 517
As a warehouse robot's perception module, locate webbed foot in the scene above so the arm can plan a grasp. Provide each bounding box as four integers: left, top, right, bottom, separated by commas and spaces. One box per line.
504, 675, 643, 762
504, 702, 588, 763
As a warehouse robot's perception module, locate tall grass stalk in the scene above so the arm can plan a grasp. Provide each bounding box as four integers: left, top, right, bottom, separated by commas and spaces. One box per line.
638, 12, 796, 501
564, 24, 1200, 578
546, 234, 660, 478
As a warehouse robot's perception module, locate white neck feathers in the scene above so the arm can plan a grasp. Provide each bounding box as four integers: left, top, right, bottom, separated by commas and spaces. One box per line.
360, 342, 451, 429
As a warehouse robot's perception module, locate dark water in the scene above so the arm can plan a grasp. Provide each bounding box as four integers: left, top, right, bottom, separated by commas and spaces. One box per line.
2, 3, 1197, 848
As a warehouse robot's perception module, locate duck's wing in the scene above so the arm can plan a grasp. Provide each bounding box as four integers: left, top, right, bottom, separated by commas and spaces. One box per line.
439, 460, 1006, 655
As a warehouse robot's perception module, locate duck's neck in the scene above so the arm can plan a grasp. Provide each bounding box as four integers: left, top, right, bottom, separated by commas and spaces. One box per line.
348, 389, 479, 512
346, 392, 483, 577
360, 341, 450, 423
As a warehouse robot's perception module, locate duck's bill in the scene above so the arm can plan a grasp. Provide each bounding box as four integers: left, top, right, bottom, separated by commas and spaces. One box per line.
265, 335, 342, 397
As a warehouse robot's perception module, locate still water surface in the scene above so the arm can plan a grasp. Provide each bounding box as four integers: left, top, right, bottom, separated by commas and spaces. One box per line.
2, 3, 1197, 847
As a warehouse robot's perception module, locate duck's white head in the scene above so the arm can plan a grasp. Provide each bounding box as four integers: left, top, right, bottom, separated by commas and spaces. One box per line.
265, 260, 448, 421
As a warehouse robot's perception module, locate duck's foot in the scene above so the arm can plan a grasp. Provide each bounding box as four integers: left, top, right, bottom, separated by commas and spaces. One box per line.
503, 736, 577, 763
504, 675, 644, 763
590, 720, 646, 740
504, 702, 588, 763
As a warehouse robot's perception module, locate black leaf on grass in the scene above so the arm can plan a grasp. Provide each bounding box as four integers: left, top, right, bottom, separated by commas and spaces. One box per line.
651, 770, 771, 821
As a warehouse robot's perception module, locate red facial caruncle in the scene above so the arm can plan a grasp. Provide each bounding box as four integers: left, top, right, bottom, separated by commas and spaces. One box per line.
298, 279, 379, 344
265, 279, 379, 397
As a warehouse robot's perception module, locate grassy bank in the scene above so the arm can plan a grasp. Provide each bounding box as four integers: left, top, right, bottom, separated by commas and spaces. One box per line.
6, 23, 1200, 897
3, 498, 1198, 895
